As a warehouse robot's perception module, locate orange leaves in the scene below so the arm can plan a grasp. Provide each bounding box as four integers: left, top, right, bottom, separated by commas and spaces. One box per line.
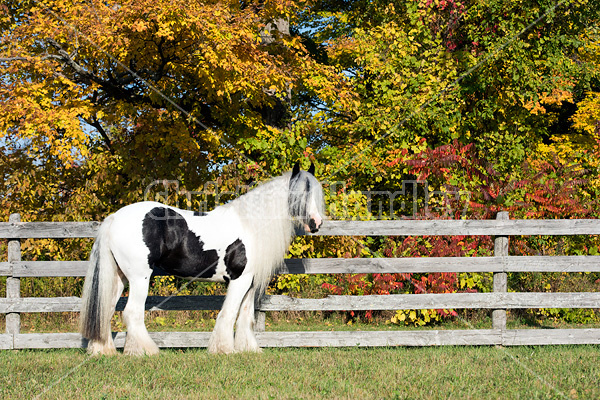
1, 0, 324, 145
0, 0, 349, 226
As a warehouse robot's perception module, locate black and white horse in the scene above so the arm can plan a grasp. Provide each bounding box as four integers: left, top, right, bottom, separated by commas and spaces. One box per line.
80, 163, 324, 355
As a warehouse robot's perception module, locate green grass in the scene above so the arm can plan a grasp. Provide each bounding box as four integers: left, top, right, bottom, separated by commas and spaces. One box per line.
1, 345, 598, 399
4, 312, 600, 399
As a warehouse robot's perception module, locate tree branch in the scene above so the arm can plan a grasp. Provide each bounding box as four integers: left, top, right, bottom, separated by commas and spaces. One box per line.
86, 116, 114, 154
0, 54, 62, 63
46, 38, 97, 84
45, 38, 140, 101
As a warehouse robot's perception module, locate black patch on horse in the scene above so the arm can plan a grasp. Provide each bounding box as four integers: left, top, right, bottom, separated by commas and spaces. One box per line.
193, 211, 207, 216
142, 207, 219, 279
224, 239, 247, 280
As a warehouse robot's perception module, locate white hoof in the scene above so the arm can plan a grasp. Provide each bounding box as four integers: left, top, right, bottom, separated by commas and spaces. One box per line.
234, 334, 262, 353
87, 339, 118, 356
123, 334, 160, 356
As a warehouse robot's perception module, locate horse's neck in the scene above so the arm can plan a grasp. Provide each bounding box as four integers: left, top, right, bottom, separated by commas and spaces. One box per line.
228, 174, 294, 246
225, 174, 295, 293
230, 176, 289, 218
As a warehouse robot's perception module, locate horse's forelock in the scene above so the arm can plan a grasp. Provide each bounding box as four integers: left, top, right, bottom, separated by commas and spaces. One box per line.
288, 172, 324, 220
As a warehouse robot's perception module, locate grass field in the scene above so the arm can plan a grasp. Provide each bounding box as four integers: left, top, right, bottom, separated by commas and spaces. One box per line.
1, 345, 598, 399
3, 311, 599, 399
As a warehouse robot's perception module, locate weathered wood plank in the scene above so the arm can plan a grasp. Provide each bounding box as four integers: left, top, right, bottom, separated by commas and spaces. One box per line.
3, 292, 599, 313
6, 255, 600, 277
7, 261, 180, 277
149, 331, 211, 348
6, 258, 503, 277
314, 219, 600, 236
12, 332, 128, 349
280, 257, 504, 274
0, 221, 100, 239
0, 296, 227, 313
11, 261, 91, 277
0, 334, 12, 350
0, 258, 503, 277
12, 332, 211, 349
13, 332, 89, 349
503, 256, 600, 272
493, 212, 509, 331
11, 330, 500, 348
288, 254, 600, 276
0, 262, 11, 276
258, 293, 600, 311
11, 329, 600, 349
3, 219, 600, 239
6, 213, 21, 335
257, 330, 501, 347
503, 329, 600, 346
0, 297, 82, 313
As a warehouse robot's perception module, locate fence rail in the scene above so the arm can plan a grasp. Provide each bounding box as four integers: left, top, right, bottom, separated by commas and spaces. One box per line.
3, 218, 600, 238
2, 212, 600, 350
2, 255, 600, 278
2, 292, 600, 314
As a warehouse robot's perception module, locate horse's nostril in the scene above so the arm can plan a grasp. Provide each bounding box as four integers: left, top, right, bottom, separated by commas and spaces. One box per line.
308, 219, 317, 232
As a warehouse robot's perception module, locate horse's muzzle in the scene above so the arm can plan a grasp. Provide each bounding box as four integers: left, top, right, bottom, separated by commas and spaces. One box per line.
308, 218, 321, 233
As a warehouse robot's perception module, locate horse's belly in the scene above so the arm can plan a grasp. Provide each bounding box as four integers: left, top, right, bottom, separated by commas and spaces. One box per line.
174, 271, 229, 283
153, 250, 221, 281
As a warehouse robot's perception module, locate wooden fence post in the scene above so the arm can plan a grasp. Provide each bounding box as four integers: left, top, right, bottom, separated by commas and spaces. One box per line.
255, 311, 266, 333
255, 294, 266, 333
493, 211, 509, 338
7, 213, 21, 337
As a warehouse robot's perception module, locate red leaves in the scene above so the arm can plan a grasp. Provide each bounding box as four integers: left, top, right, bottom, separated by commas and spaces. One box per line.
392, 235, 486, 259
386, 158, 401, 168
405, 140, 484, 182
321, 274, 402, 303
321, 269, 462, 323
321, 273, 405, 298
402, 140, 595, 220
321, 282, 343, 296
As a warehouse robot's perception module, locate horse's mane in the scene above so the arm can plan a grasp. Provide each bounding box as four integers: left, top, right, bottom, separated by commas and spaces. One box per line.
224, 171, 323, 295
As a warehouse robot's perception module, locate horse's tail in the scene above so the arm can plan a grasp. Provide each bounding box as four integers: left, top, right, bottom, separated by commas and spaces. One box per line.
80, 214, 118, 342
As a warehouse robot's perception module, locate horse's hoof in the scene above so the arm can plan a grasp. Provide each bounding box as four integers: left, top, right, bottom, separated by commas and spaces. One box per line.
123, 337, 160, 356
124, 347, 159, 356
87, 341, 118, 356
207, 343, 235, 355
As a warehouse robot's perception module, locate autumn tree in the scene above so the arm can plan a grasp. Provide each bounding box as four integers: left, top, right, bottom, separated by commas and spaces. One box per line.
0, 0, 350, 221
2, 0, 600, 222
292, 0, 599, 190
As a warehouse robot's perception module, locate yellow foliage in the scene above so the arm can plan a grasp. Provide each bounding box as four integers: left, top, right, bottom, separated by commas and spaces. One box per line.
572, 27, 600, 139
0, 0, 350, 223
573, 92, 600, 138
390, 309, 444, 327
525, 87, 574, 115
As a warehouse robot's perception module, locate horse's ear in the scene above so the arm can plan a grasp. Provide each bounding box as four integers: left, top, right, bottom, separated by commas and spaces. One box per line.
291, 162, 300, 178
307, 162, 315, 175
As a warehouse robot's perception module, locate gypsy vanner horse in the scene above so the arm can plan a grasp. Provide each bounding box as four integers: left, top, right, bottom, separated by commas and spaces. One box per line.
80, 163, 324, 355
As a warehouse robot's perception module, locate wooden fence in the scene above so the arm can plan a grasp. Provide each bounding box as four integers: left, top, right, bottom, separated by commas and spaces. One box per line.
1, 211, 600, 350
